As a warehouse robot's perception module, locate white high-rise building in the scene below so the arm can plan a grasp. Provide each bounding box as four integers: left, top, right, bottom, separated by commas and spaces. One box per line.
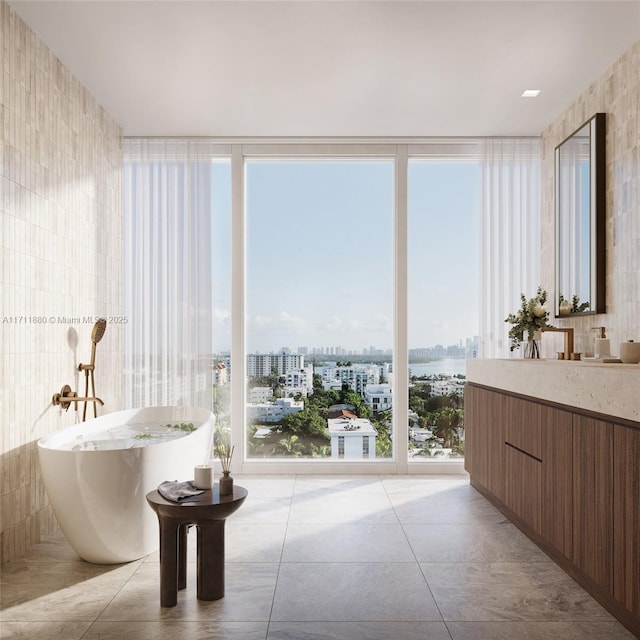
247, 353, 304, 378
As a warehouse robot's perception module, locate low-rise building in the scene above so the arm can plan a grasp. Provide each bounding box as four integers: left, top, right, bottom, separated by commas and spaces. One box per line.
213, 362, 228, 386
327, 416, 377, 459
283, 365, 314, 397
246, 397, 304, 423
318, 364, 379, 394
430, 379, 465, 397
249, 386, 273, 403
364, 384, 392, 413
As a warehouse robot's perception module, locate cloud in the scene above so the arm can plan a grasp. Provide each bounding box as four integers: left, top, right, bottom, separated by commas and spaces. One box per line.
249, 311, 306, 335
317, 316, 361, 333
213, 308, 230, 322
364, 314, 392, 332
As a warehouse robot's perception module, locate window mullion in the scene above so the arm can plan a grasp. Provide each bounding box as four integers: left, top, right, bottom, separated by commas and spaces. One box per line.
394, 145, 409, 473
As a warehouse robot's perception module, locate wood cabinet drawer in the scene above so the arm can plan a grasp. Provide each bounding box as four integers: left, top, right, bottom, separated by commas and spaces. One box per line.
505, 443, 541, 534
505, 396, 542, 459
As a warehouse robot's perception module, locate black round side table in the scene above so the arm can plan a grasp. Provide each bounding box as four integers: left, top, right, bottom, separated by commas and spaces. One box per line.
146, 484, 247, 607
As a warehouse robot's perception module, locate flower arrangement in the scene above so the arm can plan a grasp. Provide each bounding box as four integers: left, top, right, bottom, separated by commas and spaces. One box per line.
558, 294, 590, 316
505, 286, 551, 352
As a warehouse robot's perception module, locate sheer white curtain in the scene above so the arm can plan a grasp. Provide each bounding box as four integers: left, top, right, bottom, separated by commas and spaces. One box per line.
123, 139, 215, 408
479, 138, 541, 358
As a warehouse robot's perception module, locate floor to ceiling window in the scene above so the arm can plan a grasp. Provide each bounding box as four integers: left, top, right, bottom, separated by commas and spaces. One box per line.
244, 160, 394, 460
124, 139, 537, 473
407, 159, 480, 461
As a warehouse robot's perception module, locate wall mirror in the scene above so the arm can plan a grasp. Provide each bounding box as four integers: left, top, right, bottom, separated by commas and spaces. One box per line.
555, 113, 605, 317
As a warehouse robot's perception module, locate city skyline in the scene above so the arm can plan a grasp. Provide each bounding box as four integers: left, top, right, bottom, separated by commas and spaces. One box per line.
213, 334, 479, 358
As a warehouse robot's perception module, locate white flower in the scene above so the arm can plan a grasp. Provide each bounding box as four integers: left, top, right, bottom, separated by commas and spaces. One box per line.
559, 301, 572, 316
532, 303, 546, 318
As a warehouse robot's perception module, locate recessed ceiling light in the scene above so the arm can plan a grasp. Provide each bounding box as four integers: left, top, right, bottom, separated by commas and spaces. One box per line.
521, 89, 541, 98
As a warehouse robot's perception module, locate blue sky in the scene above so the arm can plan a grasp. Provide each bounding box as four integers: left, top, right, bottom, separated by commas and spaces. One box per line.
210, 160, 479, 353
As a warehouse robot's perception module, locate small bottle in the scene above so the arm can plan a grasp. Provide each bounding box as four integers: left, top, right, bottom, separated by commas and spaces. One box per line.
592, 327, 610, 358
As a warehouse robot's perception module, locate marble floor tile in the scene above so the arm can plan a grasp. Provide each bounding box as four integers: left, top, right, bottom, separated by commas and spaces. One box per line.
266, 621, 452, 640
422, 562, 613, 622
289, 495, 398, 524
225, 523, 287, 563
2, 475, 631, 639
446, 621, 636, 639
1, 562, 142, 621
390, 495, 507, 525
234, 476, 296, 499
143, 522, 286, 565
281, 523, 415, 563
404, 523, 550, 563
293, 476, 389, 499
82, 621, 269, 640
97, 563, 279, 622
228, 497, 292, 524
11, 531, 80, 563
0, 622, 92, 640
381, 475, 471, 498
271, 562, 442, 622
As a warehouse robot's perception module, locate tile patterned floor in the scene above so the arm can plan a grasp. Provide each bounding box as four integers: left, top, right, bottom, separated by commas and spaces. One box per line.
0, 475, 635, 639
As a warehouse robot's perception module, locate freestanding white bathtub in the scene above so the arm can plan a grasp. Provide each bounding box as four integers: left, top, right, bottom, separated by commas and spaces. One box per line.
38, 406, 214, 564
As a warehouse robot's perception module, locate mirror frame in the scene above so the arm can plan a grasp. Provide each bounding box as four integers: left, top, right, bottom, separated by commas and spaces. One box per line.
554, 112, 606, 317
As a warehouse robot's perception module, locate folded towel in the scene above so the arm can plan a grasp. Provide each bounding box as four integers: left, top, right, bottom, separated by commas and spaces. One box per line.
158, 480, 205, 503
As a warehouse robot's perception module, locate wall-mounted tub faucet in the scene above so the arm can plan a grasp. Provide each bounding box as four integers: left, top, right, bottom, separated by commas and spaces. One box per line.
52, 384, 105, 412
52, 319, 106, 419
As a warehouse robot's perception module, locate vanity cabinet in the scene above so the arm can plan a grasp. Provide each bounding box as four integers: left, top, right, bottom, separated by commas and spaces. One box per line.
613, 425, 640, 619
540, 405, 573, 559
504, 395, 542, 533
465, 383, 640, 638
572, 415, 614, 594
464, 385, 505, 502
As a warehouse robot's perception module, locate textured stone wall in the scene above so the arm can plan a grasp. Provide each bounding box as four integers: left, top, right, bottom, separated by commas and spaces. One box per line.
540, 41, 639, 358
1, 1, 123, 563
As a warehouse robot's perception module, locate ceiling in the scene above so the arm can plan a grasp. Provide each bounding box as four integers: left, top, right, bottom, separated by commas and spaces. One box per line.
9, 1, 640, 137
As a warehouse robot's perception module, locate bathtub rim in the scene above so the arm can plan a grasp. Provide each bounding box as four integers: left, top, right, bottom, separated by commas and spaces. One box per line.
38, 405, 215, 452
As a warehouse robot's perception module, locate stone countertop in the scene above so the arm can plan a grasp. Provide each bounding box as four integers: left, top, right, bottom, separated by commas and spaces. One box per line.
466, 358, 640, 424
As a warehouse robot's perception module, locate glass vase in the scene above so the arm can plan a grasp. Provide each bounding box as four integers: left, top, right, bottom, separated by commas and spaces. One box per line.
524, 330, 542, 358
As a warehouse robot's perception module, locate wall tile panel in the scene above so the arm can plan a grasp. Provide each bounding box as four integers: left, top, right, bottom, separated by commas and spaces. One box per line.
0, 1, 123, 563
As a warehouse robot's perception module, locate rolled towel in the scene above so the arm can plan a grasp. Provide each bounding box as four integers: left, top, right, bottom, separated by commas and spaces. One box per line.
158, 480, 205, 503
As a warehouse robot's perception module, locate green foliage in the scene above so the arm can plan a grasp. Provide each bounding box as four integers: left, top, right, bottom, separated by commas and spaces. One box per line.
505, 286, 551, 351
558, 294, 590, 314
163, 422, 196, 433
280, 410, 329, 440
408, 382, 465, 457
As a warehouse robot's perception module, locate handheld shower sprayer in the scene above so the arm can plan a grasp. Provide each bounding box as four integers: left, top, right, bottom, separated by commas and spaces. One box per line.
78, 319, 107, 420
52, 319, 107, 417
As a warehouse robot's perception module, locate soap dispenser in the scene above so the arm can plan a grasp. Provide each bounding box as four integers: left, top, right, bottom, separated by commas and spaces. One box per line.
592, 327, 610, 358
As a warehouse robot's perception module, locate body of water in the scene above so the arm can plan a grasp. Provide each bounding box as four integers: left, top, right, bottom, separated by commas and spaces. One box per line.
409, 358, 468, 377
